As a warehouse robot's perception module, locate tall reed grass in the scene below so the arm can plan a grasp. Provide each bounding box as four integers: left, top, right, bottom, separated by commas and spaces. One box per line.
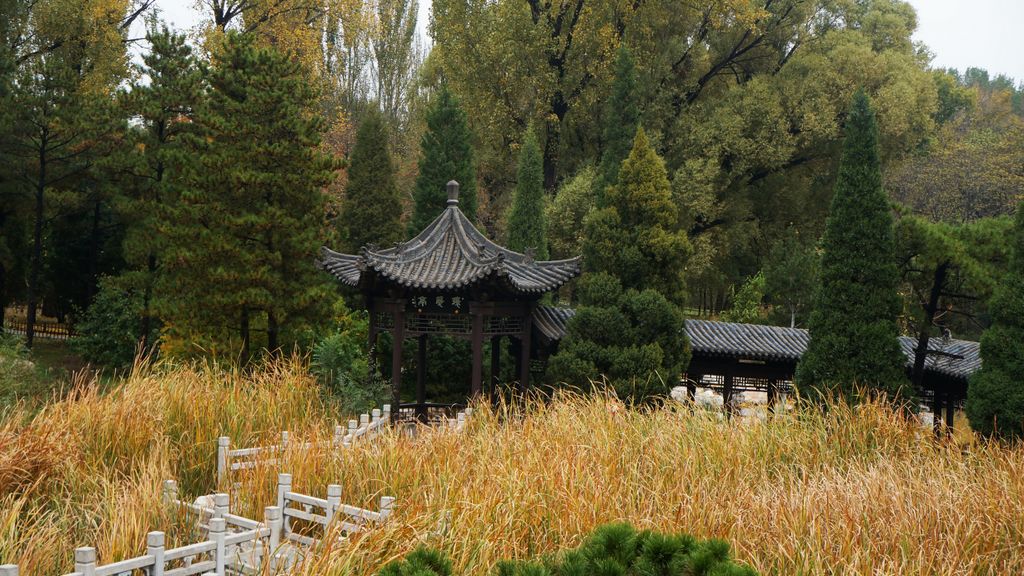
1, 359, 1022, 575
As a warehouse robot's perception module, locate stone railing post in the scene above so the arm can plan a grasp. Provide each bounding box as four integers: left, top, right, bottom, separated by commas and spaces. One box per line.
147, 531, 165, 576
162, 480, 178, 505
266, 504, 282, 565
326, 484, 342, 525
213, 493, 229, 519
332, 425, 344, 448
74, 547, 97, 576
209, 518, 226, 576
216, 437, 230, 485
379, 496, 396, 522
346, 420, 358, 446
276, 473, 292, 511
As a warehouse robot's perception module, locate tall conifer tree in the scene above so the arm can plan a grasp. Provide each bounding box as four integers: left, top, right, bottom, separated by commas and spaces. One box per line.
159, 32, 335, 359
796, 91, 907, 402
410, 85, 476, 232
548, 129, 690, 401
585, 128, 690, 305
112, 27, 204, 352
596, 45, 639, 196
507, 127, 547, 258
966, 203, 1024, 440
341, 109, 403, 251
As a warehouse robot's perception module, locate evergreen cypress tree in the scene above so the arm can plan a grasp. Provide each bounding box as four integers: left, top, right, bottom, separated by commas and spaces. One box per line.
410, 85, 476, 232
506, 127, 547, 258
585, 128, 690, 304
795, 91, 907, 402
966, 203, 1024, 440
341, 108, 403, 251
596, 45, 639, 196
548, 128, 691, 401
159, 32, 335, 359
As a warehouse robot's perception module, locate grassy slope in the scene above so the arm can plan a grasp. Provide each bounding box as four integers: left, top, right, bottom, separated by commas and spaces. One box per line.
1, 360, 1023, 575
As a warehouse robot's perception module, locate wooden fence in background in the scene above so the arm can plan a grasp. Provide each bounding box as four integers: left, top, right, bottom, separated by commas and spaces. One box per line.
2, 318, 76, 340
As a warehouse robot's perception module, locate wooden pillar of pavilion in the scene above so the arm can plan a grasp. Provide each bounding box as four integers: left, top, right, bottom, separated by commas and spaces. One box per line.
722, 373, 735, 418
367, 303, 378, 384
519, 307, 533, 392
416, 335, 427, 422
490, 336, 501, 395
766, 379, 778, 415
391, 305, 405, 412
945, 394, 955, 431
471, 310, 484, 397
510, 338, 520, 380
932, 387, 944, 438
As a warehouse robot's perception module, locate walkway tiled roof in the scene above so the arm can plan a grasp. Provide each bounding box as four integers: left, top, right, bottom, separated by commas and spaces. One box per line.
533, 307, 981, 380
533, 305, 576, 341
321, 185, 580, 294
686, 319, 808, 363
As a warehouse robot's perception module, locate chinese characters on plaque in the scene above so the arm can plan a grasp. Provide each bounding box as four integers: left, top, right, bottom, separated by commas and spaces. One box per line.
408, 294, 466, 314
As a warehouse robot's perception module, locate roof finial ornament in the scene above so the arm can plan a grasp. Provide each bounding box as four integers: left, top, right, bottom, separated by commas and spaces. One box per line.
446, 180, 460, 206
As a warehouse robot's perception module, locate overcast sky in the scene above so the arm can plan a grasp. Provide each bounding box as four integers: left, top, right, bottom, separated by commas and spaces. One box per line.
144, 0, 1023, 84
906, 0, 1023, 82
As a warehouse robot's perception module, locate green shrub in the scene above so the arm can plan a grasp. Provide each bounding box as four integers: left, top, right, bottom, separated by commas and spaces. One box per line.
72, 276, 155, 369
311, 309, 389, 413
547, 274, 688, 404
0, 332, 46, 407
722, 272, 767, 324
377, 524, 757, 576
379, 546, 454, 576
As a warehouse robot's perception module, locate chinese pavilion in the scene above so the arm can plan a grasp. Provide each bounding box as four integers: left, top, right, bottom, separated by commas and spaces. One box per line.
319, 181, 581, 419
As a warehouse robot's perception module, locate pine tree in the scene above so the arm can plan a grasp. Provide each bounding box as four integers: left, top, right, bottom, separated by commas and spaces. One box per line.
7, 28, 121, 348
410, 85, 476, 232
0, 4, 21, 335
966, 203, 1024, 440
341, 108, 403, 251
159, 32, 336, 360
795, 91, 907, 402
595, 45, 639, 196
506, 127, 547, 258
548, 128, 691, 401
110, 26, 204, 352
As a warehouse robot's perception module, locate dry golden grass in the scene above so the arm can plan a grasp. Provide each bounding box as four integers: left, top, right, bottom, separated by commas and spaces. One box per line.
2, 360, 1023, 575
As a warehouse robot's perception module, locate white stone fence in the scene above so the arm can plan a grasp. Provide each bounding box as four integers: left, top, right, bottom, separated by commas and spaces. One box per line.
275, 472, 395, 548
217, 405, 392, 484
3, 476, 394, 576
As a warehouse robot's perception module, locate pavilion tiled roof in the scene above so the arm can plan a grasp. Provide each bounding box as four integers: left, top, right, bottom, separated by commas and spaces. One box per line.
320, 182, 581, 294
533, 307, 981, 381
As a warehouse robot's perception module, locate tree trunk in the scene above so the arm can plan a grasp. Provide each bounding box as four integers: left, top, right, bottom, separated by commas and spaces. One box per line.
542, 94, 568, 190
0, 264, 6, 335
86, 197, 102, 304
26, 145, 46, 350
267, 310, 279, 355
912, 261, 950, 391
240, 307, 250, 364
140, 253, 156, 353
